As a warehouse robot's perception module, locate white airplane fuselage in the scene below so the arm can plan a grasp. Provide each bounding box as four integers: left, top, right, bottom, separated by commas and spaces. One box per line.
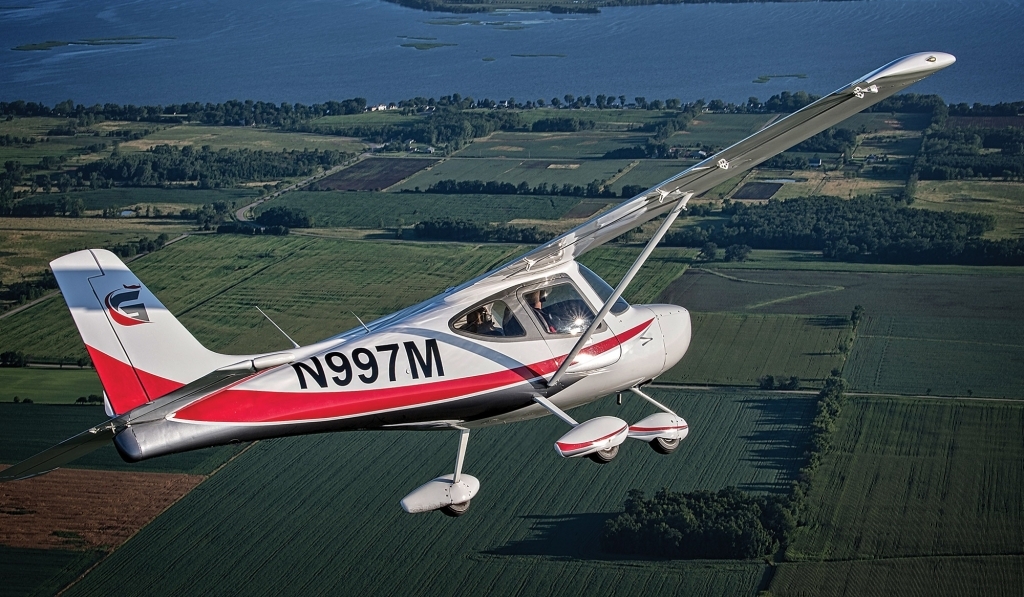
113, 260, 691, 462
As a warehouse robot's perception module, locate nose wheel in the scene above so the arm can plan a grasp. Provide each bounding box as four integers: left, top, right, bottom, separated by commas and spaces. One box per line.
400, 428, 480, 517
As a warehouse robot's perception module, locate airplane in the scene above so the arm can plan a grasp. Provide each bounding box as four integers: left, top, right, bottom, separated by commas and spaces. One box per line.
1, 52, 954, 517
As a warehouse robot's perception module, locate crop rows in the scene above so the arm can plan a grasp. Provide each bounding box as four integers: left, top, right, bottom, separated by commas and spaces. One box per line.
661, 312, 851, 387
394, 157, 633, 190
786, 396, 1024, 561
63, 389, 815, 597
264, 190, 581, 227
771, 555, 1024, 597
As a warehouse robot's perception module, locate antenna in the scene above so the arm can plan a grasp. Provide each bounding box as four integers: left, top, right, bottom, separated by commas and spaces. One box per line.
255, 306, 300, 349
351, 312, 371, 334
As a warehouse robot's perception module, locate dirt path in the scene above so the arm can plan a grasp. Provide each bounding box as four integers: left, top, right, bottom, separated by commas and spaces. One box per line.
235, 155, 366, 222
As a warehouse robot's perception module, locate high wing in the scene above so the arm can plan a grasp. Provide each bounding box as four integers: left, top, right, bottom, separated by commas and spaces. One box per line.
472, 52, 955, 284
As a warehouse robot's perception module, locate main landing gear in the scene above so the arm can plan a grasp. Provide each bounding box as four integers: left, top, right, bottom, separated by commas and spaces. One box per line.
534, 387, 689, 464
400, 428, 479, 517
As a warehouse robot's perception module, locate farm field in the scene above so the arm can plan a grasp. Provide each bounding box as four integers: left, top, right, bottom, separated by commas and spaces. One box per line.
393, 157, 633, 190
0, 466, 205, 550
914, 180, 1024, 239
0, 368, 101, 404
513, 108, 678, 129
66, 187, 257, 212
119, 124, 366, 154
769, 396, 1024, 596
667, 113, 775, 148
0, 546, 103, 597
314, 157, 439, 191
0, 403, 242, 475
660, 313, 851, 387
771, 556, 1024, 597
61, 388, 816, 597
604, 159, 697, 195
261, 190, 581, 227
660, 267, 1024, 398
456, 130, 649, 159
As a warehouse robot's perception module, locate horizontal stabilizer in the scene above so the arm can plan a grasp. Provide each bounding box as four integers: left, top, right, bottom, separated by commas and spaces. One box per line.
0, 420, 120, 482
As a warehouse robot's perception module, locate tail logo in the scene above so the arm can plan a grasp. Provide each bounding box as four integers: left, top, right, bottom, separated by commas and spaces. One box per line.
105, 285, 151, 326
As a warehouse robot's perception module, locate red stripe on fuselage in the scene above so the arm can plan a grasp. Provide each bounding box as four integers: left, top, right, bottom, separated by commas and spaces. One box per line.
173, 318, 654, 424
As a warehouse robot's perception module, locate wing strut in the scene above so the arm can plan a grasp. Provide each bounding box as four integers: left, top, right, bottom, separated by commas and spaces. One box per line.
547, 192, 692, 388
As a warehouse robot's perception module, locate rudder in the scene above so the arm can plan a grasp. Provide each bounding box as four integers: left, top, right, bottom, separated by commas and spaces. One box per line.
51, 249, 241, 415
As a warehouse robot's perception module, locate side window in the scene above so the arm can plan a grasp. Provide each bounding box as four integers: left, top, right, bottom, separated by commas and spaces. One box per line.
523, 283, 596, 335
452, 300, 526, 339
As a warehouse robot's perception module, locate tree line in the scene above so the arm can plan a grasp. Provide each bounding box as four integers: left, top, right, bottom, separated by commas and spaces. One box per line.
603, 374, 850, 560
412, 218, 555, 244
914, 124, 1024, 180
78, 145, 352, 188
667, 195, 1024, 265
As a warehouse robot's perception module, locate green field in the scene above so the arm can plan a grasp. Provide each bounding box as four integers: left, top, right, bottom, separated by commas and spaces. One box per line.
768, 396, 1024, 596
659, 267, 1024, 398
121, 124, 367, 154
914, 180, 1024, 239
667, 113, 775, 149
0, 403, 241, 474
259, 190, 581, 227
61, 388, 815, 597
0, 368, 101, 404
393, 157, 634, 190
771, 555, 1024, 597
661, 313, 851, 387
605, 159, 695, 195
66, 187, 257, 211
0, 546, 104, 597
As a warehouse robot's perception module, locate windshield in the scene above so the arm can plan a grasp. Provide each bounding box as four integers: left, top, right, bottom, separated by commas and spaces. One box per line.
523, 283, 596, 335
577, 264, 629, 315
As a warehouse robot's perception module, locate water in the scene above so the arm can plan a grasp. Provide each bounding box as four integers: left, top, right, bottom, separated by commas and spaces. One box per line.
0, 0, 1021, 106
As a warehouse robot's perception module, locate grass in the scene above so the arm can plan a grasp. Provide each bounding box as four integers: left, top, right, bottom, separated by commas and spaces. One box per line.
0, 368, 101, 404
0, 546, 104, 597
914, 180, 1024, 239
60, 388, 816, 597
258, 190, 581, 227
67, 187, 257, 211
120, 124, 366, 154
660, 313, 852, 387
393, 157, 634, 190
0, 403, 241, 474
784, 396, 1024, 561
0, 227, 146, 282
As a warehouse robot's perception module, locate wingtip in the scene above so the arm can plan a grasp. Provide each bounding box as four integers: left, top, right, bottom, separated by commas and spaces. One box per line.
863, 52, 956, 84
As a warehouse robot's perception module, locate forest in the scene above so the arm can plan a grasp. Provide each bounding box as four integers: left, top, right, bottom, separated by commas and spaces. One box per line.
77, 145, 351, 188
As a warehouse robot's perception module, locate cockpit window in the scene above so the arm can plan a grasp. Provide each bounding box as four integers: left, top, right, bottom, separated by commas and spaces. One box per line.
452, 300, 526, 338
578, 264, 629, 315
523, 283, 596, 335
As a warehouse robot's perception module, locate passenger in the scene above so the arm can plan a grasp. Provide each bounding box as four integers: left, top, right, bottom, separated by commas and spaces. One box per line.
526, 289, 556, 333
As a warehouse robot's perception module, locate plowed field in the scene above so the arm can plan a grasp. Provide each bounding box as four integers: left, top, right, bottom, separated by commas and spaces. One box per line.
0, 466, 204, 550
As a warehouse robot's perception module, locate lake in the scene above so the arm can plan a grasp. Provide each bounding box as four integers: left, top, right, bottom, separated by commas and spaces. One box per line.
0, 0, 1021, 106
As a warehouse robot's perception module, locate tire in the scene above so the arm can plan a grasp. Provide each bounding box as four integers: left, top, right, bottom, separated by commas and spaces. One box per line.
440, 501, 470, 517
650, 437, 679, 455
587, 444, 619, 464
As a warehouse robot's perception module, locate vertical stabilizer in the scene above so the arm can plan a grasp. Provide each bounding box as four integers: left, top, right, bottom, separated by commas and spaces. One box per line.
51, 249, 242, 415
